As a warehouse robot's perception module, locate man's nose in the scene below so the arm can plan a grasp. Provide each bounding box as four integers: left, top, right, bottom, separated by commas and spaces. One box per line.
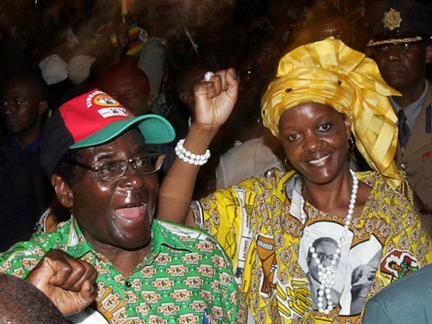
385, 46, 402, 61
120, 162, 145, 189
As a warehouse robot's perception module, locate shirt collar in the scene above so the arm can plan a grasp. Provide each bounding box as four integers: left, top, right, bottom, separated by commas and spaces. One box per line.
149, 220, 193, 261
390, 80, 428, 130
11, 134, 42, 152
63, 217, 95, 257
63, 217, 193, 261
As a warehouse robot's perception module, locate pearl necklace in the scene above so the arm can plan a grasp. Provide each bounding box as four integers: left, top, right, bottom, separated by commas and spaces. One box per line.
302, 169, 358, 314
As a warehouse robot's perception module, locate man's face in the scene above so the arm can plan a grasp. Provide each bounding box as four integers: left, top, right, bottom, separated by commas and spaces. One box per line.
372, 42, 432, 93
311, 17, 354, 48
67, 128, 158, 252
98, 70, 152, 116
1, 80, 43, 136
307, 239, 339, 283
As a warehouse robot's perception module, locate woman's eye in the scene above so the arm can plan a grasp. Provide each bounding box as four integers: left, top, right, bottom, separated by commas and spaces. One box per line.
288, 134, 301, 141
318, 124, 331, 132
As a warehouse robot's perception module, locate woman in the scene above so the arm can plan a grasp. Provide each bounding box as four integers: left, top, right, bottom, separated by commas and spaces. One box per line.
159, 38, 432, 323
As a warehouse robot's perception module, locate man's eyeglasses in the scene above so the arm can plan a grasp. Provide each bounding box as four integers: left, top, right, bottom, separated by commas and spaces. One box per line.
63, 153, 165, 182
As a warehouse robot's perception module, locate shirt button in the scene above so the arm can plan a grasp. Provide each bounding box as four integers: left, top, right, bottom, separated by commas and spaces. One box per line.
400, 163, 406, 169
126, 281, 131, 287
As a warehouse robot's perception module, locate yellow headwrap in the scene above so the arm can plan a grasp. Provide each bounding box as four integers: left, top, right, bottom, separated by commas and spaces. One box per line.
261, 37, 402, 190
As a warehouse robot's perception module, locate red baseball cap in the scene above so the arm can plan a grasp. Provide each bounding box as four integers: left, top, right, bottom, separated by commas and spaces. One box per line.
41, 89, 175, 175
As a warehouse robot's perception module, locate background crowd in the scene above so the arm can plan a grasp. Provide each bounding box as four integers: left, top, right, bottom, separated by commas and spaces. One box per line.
0, 0, 378, 250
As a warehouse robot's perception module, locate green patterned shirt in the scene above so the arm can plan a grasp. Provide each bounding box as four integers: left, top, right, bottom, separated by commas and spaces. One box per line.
0, 218, 247, 324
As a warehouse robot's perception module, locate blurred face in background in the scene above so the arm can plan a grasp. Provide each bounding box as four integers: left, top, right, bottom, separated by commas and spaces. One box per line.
1, 80, 47, 138
97, 67, 153, 116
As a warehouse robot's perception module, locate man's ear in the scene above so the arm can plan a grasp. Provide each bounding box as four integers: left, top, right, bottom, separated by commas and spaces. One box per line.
50, 174, 73, 209
179, 92, 194, 105
425, 44, 432, 64
37, 100, 49, 116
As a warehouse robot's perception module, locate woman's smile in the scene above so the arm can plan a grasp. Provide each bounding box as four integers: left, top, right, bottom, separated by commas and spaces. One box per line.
307, 153, 331, 165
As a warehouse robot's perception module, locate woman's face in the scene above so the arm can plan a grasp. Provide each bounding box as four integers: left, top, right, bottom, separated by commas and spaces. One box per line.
278, 102, 351, 186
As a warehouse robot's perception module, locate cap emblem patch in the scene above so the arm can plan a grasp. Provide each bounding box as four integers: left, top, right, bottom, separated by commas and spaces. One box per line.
94, 94, 120, 106
383, 8, 403, 31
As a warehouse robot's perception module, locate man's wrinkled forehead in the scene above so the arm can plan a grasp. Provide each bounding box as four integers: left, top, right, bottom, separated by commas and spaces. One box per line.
75, 128, 147, 166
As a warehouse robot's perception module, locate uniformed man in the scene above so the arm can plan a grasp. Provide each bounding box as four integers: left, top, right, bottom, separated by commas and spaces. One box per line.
368, 0, 432, 234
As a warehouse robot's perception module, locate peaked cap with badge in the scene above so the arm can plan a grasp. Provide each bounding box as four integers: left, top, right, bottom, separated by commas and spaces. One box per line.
367, 0, 432, 47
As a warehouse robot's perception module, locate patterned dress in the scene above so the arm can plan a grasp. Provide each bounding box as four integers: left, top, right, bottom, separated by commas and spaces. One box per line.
191, 170, 432, 323
0, 219, 248, 324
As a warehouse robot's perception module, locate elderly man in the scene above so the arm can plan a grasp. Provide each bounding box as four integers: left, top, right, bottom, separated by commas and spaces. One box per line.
0, 69, 248, 323
368, 0, 432, 233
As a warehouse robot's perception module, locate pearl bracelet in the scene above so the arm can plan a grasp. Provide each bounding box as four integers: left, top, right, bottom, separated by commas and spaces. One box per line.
175, 139, 210, 165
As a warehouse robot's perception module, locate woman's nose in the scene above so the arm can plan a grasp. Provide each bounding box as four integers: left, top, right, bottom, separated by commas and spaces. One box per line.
303, 134, 323, 152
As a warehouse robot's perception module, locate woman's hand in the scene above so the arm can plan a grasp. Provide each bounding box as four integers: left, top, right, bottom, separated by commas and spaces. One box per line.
192, 68, 238, 132
157, 68, 238, 225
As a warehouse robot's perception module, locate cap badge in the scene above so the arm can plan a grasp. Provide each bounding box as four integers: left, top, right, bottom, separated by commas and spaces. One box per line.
94, 94, 120, 107
382, 8, 403, 31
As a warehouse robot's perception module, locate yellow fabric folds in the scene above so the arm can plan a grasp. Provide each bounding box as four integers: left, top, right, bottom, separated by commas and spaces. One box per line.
261, 37, 402, 190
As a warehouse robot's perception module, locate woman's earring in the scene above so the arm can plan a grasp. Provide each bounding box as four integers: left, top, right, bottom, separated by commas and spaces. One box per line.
349, 137, 355, 151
